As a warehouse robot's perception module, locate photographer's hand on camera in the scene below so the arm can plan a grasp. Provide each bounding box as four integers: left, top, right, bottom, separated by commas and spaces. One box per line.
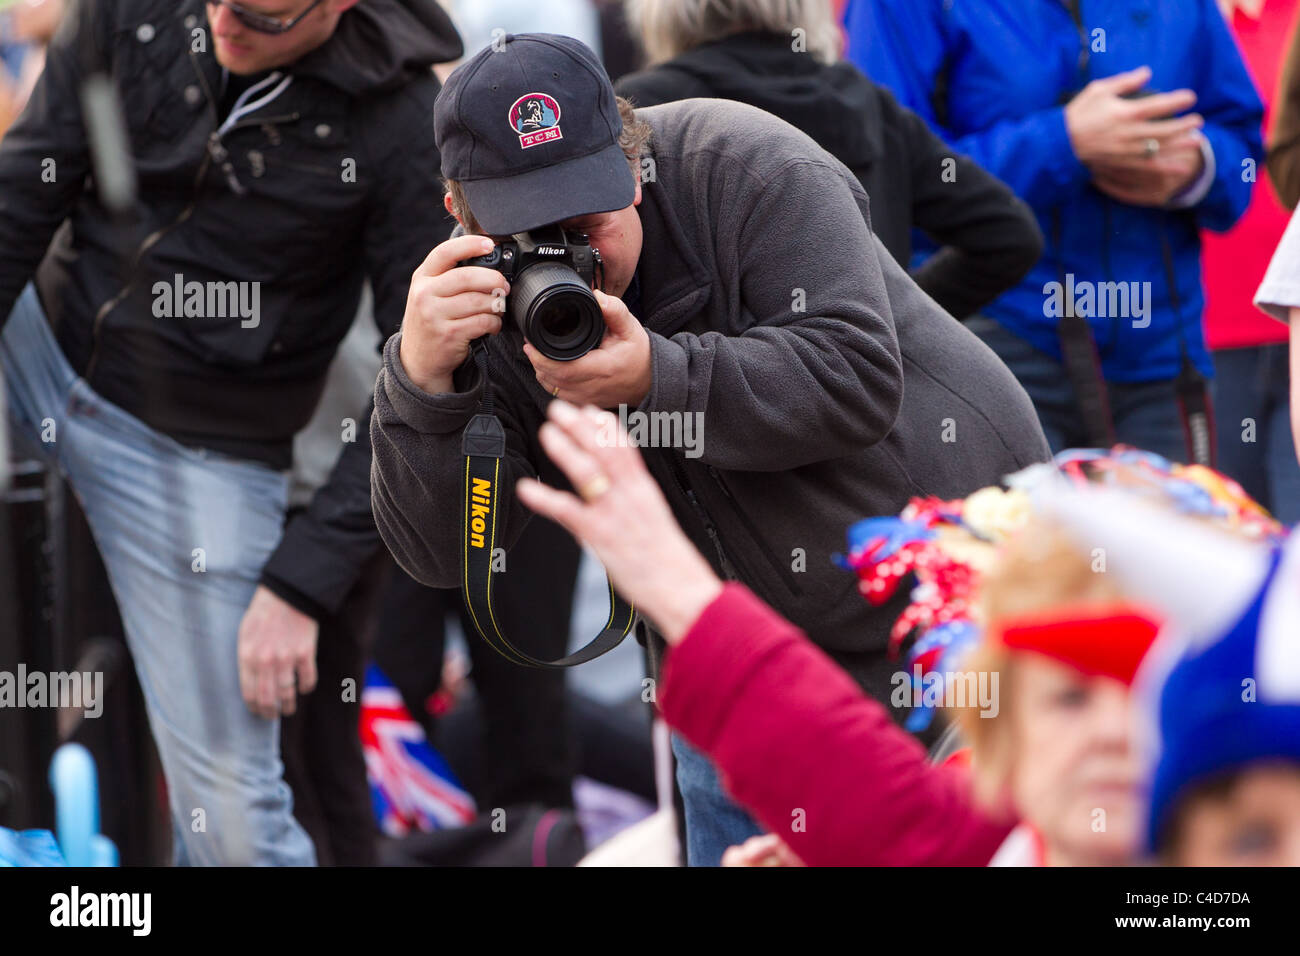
523, 288, 653, 408
398, 234, 512, 394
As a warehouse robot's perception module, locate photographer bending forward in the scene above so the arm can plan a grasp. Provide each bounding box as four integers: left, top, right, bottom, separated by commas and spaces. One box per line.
372, 34, 1049, 865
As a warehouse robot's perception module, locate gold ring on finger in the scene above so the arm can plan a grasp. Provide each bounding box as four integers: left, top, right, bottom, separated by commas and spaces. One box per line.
578, 473, 611, 502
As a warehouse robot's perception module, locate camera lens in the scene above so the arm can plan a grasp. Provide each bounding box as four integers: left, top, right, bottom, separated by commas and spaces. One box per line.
535, 298, 581, 341
510, 262, 604, 361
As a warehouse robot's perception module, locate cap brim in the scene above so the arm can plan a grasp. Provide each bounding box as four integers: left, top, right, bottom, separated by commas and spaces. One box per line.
459, 140, 637, 237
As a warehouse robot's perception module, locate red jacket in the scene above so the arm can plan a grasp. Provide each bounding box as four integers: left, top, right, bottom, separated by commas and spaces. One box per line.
659, 584, 1015, 866
1202, 0, 1298, 350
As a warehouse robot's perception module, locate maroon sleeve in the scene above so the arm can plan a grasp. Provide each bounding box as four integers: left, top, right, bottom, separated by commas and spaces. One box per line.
659, 584, 1015, 866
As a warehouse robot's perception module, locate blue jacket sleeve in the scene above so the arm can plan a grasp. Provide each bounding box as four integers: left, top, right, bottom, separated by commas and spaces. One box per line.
844, 0, 1091, 210
1186, 0, 1264, 232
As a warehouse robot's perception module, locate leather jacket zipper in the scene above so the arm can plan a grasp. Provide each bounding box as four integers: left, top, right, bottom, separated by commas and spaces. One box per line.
206, 114, 300, 192
84, 110, 299, 381
88, 50, 298, 379
87, 149, 212, 381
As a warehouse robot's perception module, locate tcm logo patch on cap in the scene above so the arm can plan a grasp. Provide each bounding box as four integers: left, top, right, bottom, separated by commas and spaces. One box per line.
434, 34, 636, 235
509, 93, 562, 149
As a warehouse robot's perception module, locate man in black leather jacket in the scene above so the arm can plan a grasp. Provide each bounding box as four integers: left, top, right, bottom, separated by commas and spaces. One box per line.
0, 0, 461, 864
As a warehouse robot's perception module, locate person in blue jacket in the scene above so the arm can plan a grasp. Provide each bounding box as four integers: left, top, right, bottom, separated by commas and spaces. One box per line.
845, 0, 1263, 462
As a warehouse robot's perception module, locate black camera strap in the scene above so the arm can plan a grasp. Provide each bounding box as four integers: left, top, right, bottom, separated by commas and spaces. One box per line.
1054, 9, 1117, 449
1053, 211, 1118, 447
1050, 204, 1215, 465
1157, 213, 1216, 467
1046, 2, 1212, 465
460, 342, 636, 668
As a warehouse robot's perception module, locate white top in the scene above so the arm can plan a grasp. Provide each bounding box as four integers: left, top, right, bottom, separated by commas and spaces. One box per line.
1255, 203, 1300, 321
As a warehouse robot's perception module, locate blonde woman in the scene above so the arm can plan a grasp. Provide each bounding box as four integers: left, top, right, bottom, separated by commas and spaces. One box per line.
615, 0, 1043, 320
521, 398, 1300, 866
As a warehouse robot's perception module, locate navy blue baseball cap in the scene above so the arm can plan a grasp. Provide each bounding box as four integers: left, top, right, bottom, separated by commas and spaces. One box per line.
434, 33, 637, 236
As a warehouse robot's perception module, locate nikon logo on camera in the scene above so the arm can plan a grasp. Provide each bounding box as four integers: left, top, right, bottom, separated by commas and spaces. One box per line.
470, 477, 492, 549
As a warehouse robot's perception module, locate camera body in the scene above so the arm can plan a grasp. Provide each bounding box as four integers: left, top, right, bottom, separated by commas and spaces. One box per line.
460, 226, 604, 362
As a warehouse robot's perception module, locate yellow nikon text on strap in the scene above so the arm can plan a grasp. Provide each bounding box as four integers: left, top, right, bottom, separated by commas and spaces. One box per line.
459, 344, 635, 668
469, 476, 492, 549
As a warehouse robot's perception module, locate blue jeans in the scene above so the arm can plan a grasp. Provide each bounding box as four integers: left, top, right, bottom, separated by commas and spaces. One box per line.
967, 316, 1190, 462
2, 285, 315, 865
1213, 345, 1300, 526
671, 733, 762, 866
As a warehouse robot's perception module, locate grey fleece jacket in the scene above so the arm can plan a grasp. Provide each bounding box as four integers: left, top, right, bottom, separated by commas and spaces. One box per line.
370, 98, 1049, 701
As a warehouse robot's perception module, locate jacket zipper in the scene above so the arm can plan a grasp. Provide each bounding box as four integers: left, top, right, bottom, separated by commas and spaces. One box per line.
660, 452, 740, 580
84, 112, 300, 381
207, 113, 301, 190
87, 49, 294, 379
707, 464, 805, 597
86, 151, 211, 381
660, 451, 805, 599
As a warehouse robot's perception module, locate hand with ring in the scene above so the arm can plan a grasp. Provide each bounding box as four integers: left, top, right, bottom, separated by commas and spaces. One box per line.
1091, 130, 1206, 207
237, 585, 319, 718
516, 400, 723, 644
1064, 65, 1202, 170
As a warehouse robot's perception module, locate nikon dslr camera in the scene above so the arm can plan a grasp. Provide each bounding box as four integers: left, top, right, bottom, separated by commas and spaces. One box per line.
460, 225, 604, 361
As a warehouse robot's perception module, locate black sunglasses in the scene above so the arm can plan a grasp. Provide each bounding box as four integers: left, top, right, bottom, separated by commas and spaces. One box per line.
208, 0, 326, 35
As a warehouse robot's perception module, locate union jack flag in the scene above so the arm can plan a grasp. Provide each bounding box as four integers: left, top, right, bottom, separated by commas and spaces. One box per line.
360, 664, 476, 836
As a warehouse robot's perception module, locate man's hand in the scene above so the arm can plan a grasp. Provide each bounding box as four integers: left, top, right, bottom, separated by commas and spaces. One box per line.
1091, 136, 1206, 207
523, 289, 653, 409
398, 234, 511, 395
1065, 67, 1202, 168
237, 585, 319, 719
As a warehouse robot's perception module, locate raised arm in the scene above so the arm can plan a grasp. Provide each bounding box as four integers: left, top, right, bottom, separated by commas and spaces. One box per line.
516, 400, 1015, 866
